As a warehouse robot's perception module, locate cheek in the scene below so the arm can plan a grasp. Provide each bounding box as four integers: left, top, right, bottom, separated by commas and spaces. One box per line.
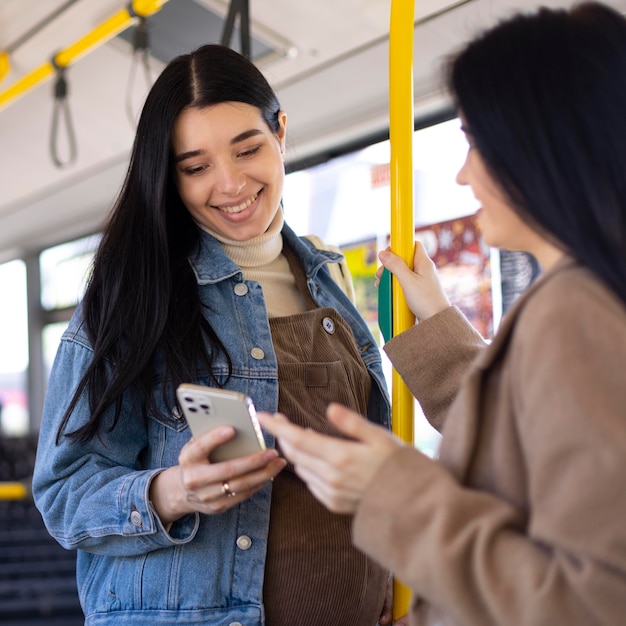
252, 158, 281, 185
177, 178, 205, 207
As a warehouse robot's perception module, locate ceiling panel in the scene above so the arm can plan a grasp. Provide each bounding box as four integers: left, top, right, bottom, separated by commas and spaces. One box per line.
118, 0, 275, 64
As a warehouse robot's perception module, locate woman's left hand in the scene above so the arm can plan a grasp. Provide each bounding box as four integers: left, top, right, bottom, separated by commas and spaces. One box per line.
258, 403, 403, 514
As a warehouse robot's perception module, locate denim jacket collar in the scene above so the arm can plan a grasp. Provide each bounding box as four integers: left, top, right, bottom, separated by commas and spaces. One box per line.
189, 221, 343, 285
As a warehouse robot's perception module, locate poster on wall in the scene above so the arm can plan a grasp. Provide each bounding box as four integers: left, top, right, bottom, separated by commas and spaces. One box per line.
339, 213, 494, 343
413, 214, 493, 339
340, 238, 381, 341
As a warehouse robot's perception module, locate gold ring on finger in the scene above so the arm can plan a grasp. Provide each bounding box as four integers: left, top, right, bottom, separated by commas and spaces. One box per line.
222, 481, 236, 497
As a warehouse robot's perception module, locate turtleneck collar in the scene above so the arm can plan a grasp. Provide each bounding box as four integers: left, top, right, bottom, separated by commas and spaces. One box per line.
198, 210, 284, 268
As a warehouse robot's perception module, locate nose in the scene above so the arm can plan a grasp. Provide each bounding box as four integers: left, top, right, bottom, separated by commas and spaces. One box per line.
216, 161, 246, 196
456, 152, 469, 186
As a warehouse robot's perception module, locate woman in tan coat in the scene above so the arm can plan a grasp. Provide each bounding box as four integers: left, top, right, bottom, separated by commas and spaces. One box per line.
259, 2, 626, 624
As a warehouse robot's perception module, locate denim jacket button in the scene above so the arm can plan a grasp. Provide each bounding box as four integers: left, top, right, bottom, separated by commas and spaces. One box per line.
130, 510, 143, 527
250, 347, 265, 360
236, 535, 252, 550
229, 622, 243, 626
234, 283, 248, 296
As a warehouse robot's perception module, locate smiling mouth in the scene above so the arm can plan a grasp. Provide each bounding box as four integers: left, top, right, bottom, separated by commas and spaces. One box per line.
214, 191, 259, 214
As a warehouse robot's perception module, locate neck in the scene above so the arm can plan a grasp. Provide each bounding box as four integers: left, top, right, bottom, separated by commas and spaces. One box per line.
531, 240, 565, 272
199, 210, 284, 268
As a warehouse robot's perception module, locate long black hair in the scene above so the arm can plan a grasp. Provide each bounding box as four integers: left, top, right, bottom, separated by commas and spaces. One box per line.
448, 1, 626, 305
58, 45, 282, 443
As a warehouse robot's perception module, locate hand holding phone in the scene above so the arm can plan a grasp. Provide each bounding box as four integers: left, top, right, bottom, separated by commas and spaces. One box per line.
176, 384, 266, 463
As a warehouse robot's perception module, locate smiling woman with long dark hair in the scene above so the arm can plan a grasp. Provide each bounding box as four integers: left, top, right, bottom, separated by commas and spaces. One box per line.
32, 44, 392, 626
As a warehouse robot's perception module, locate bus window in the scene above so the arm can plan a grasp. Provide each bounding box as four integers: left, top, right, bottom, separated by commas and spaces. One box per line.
0, 260, 28, 436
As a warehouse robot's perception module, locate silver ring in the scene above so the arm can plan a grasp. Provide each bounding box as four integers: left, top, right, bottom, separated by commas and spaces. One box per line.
222, 482, 236, 497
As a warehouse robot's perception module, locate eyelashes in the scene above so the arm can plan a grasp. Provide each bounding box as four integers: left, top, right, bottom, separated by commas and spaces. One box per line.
180, 145, 264, 176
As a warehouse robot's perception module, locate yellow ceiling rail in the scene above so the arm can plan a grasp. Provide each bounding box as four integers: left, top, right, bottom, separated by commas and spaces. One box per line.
0, 51, 10, 83
0, 0, 169, 112
389, 0, 416, 620
0, 0, 83, 85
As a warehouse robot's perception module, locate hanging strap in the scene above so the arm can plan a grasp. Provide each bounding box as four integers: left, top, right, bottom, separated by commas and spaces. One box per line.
49, 59, 77, 168
125, 17, 153, 126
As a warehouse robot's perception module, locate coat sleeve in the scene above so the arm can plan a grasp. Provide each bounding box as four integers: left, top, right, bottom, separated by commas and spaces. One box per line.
32, 336, 199, 555
354, 273, 626, 625
383, 306, 485, 431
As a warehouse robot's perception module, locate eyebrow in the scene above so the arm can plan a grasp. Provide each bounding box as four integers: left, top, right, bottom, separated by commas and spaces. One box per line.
174, 128, 264, 164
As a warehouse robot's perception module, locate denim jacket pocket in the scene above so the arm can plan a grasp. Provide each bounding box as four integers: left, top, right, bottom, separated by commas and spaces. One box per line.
146, 379, 188, 434
147, 401, 188, 434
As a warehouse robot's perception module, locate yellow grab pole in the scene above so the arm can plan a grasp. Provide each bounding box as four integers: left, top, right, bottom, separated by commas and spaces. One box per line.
389, 0, 416, 619
0, 0, 169, 112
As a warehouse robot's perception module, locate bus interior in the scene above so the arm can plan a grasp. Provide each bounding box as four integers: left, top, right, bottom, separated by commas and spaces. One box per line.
1, 0, 623, 622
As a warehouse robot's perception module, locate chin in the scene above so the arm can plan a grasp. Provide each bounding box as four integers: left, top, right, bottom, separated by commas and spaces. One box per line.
477, 227, 499, 249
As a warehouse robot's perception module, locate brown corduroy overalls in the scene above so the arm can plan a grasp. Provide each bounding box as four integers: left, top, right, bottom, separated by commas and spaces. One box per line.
262, 245, 387, 626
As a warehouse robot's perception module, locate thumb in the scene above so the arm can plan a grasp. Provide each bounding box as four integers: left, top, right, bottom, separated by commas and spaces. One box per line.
412, 239, 438, 274
378, 247, 416, 284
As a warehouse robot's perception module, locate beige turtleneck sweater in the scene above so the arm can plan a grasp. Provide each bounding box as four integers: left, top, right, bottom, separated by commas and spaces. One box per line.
199, 211, 308, 318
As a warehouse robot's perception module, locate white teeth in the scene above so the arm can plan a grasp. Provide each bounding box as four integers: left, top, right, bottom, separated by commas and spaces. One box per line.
217, 192, 258, 214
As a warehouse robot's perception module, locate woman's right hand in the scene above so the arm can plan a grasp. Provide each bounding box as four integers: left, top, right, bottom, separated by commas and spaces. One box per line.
150, 427, 286, 525
376, 241, 451, 322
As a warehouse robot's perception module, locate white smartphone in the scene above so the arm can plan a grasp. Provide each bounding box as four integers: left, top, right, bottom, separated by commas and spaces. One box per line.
176, 384, 266, 463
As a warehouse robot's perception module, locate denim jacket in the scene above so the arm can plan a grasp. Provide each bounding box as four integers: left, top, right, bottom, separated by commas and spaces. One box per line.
33, 223, 390, 625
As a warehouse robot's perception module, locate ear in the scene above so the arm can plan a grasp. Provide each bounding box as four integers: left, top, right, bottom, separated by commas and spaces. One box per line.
276, 110, 287, 154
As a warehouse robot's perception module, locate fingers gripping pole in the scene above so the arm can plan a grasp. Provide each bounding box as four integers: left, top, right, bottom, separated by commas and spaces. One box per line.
389, 0, 416, 619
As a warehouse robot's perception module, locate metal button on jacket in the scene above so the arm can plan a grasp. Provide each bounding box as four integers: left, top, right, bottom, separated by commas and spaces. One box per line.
234, 283, 248, 296
130, 510, 143, 527
236, 535, 252, 550
250, 347, 265, 360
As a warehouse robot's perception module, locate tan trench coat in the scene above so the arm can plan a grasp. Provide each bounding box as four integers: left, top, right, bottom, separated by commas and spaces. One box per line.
353, 257, 626, 625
